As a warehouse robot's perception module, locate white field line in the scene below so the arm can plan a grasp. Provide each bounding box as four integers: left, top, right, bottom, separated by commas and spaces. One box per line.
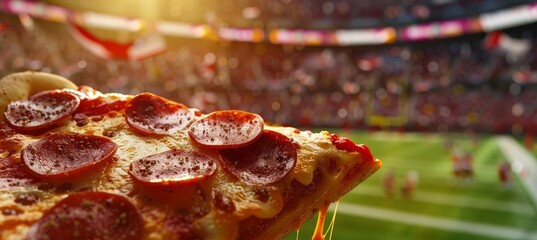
351, 185, 535, 216
380, 161, 446, 172
497, 136, 537, 213
332, 203, 537, 240
368, 133, 444, 142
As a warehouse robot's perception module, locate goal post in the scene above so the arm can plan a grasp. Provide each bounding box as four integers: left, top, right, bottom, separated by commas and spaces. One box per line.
365, 74, 408, 128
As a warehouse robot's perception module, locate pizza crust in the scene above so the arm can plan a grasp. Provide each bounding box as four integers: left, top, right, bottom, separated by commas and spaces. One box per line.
0, 71, 77, 123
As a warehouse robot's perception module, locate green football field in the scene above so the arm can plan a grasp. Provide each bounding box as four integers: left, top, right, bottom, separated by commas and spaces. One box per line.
285, 130, 537, 240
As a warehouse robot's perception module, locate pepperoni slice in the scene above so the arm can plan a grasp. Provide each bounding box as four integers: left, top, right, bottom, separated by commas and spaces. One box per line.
165, 212, 204, 239
78, 98, 128, 116
74, 86, 128, 117
0, 123, 20, 153
188, 110, 264, 149
21, 133, 117, 180
125, 93, 194, 135
129, 149, 217, 186
219, 130, 297, 185
0, 130, 39, 188
26, 191, 143, 240
5, 90, 80, 131
329, 133, 373, 161
0, 156, 39, 189
0, 122, 16, 139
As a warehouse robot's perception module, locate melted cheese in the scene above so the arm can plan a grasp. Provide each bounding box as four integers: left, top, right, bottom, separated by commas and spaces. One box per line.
312, 204, 329, 240
0, 103, 381, 240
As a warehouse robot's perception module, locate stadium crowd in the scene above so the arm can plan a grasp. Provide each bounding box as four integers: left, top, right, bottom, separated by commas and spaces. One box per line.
1, 18, 537, 134
159, 0, 534, 28
240, 0, 532, 22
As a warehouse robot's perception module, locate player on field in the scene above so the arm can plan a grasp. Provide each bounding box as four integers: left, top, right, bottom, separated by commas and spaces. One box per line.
498, 160, 513, 189
401, 170, 419, 199
383, 169, 396, 198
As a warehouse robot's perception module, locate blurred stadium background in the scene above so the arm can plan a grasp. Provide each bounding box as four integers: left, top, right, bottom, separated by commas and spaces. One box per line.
1, 0, 537, 239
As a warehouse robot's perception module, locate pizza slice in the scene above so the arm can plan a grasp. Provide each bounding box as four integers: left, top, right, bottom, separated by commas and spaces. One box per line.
0, 71, 381, 240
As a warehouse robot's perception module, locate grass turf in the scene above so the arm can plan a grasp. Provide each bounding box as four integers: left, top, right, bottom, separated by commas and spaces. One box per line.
285, 130, 537, 240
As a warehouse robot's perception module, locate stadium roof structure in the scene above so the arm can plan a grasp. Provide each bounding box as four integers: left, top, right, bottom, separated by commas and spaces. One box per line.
1, 0, 537, 46
36, 0, 537, 28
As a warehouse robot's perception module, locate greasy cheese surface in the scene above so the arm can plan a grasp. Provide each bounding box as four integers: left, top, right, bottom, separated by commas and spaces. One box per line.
0, 107, 376, 240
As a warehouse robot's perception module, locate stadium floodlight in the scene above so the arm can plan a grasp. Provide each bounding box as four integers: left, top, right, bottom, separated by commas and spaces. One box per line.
157, 21, 209, 39
82, 12, 142, 32
335, 28, 397, 46
480, 3, 537, 32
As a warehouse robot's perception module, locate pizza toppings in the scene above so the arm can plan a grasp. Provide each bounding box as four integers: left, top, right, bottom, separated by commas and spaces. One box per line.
14, 193, 40, 206
0, 122, 16, 139
61, 88, 88, 100
165, 214, 202, 240
219, 130, 297, 185
4, 90, 80, 131
253, 188, 270, 202
125, 93, 195, 135
1, 207, 23, 216
0, 156, 39, 189
129, 149, 217, 185
330, 133, 374, 162
21, 133, 118, 180
0, 123, 24, 156
76, 95, 128, 117
74, 96, 128, 127
74, 86, 128, 118
26, 191, 143, 240
188, 110, 264, 149
214, 192, 236, 213
77, 85, 102, 99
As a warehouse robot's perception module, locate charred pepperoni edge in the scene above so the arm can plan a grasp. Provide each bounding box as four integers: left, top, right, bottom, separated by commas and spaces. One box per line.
26, 191, 143, 240
329, 133, 373, 161
218, 130, 297, 185
125, 92, 195, 136
128, 149, 217, 186
188, 110, 264, 150
5, 90, 80, 131
21, 133, 118, 180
